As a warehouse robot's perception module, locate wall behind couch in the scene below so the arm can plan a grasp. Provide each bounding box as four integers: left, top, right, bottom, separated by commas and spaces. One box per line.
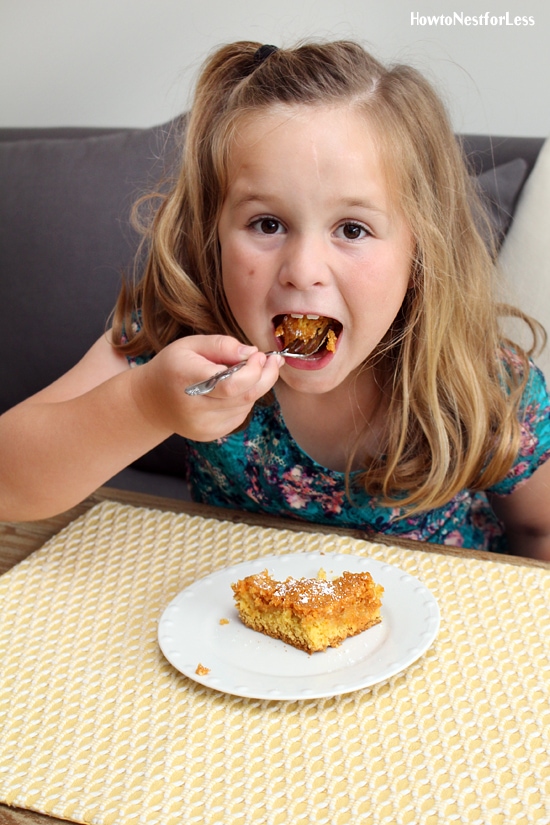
1, 0, 548, 137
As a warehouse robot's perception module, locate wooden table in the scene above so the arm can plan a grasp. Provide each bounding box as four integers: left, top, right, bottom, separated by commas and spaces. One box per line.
1, 486, 547, 825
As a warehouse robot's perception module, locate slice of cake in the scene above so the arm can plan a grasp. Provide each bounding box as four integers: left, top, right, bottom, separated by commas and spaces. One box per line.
231, 568, 383, 653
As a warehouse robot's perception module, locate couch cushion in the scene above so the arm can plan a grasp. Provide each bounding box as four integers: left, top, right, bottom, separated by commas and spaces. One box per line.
0, 121, 181, 412
475, 158, 529, 247
460, 134, 543, 177
498, 137, 550, 383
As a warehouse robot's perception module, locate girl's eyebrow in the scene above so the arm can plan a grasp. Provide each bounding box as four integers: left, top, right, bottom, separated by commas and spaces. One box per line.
230, 192, 388, 216
338, 197, 388, 217
229, 192, 268, 209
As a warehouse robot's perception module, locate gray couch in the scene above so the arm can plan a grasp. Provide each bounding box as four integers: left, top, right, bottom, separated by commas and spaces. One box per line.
0, 118, 545, 499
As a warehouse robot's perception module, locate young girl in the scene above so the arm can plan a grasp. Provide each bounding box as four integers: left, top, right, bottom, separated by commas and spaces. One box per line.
1, 41, 549, 559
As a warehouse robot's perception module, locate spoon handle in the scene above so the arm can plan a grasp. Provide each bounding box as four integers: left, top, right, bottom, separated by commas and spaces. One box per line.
184, 360, 248, 396
184, 350, 307, 396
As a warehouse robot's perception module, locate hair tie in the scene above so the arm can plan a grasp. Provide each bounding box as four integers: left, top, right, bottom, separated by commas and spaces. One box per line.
253, 44, 279, 67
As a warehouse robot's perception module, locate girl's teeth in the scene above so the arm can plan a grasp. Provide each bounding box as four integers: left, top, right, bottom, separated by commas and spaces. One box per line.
289, 313, 320, 319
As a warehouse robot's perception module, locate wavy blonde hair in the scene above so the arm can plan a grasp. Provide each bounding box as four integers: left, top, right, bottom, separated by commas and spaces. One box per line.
112, 40, 544, 511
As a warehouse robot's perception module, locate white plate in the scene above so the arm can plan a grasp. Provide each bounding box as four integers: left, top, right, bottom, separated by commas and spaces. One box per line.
158, 553, 440, 701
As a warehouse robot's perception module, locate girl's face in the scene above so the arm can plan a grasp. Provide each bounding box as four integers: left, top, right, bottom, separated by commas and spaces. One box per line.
217, 105, 414, 396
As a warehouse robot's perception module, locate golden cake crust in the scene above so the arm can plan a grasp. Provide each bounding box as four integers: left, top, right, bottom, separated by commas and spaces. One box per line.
232, 568, 383, 653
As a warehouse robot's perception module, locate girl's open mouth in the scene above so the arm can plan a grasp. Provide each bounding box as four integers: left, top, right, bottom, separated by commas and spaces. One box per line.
272, 314, 343, 362
273, 313, 343, 370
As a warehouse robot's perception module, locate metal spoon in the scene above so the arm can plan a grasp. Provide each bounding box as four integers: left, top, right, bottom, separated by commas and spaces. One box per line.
185, 322, 332, 396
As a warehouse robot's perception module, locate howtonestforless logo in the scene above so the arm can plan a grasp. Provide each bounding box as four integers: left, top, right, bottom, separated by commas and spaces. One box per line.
411, 12, 535, 26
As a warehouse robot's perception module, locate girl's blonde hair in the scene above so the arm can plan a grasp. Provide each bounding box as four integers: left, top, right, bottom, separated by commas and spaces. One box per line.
112, 40, 544, 511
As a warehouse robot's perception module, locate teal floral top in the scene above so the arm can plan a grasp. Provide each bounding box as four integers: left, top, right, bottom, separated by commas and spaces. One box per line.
127, 339, 550, 553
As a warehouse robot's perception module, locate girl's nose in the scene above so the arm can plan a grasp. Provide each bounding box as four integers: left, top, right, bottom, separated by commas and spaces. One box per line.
278, 235, 330, 290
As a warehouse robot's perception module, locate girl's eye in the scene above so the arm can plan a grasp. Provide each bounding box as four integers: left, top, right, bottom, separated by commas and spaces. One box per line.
250, 217, 284, 235
336, 222, 369, 241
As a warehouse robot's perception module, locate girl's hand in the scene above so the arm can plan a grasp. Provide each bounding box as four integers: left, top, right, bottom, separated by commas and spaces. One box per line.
131, 335, 284, 442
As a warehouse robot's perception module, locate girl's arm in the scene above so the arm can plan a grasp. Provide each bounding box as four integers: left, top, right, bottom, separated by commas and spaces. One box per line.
0, 332, 281, 522
489, 458, 550, 561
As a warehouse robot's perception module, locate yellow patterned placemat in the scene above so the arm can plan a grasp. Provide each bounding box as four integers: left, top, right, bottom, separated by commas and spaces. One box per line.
0, 500, 549, 825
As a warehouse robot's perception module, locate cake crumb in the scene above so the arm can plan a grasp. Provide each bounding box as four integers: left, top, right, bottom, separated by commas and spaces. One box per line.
195, 663, 210, 676
326, 328, 337, 352
219, 618, 230, 625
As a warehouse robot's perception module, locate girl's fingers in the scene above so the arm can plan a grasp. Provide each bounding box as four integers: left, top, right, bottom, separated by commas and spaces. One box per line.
174, 335, 263, 392
203, 351, 283, 400
177, 353, 284, 441
182, 334, 258, 366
